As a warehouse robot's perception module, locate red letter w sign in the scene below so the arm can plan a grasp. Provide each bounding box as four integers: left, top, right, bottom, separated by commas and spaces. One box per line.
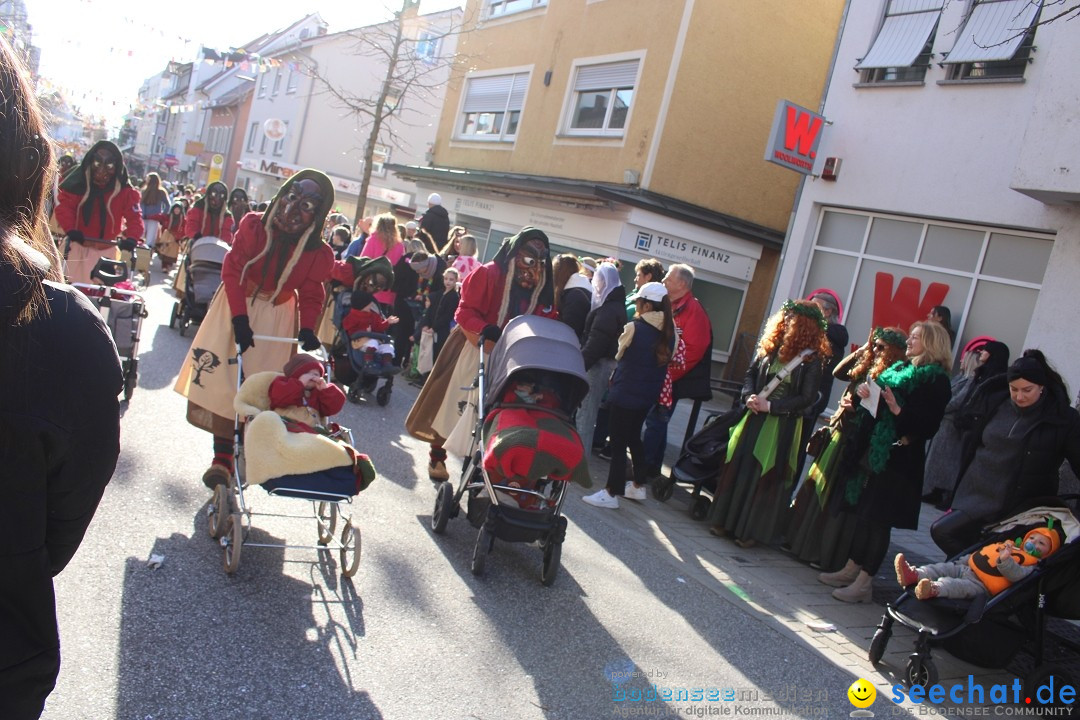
764, 100, 826, 175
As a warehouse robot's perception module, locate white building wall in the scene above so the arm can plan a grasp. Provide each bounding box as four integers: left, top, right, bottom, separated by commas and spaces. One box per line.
775, 0, 1080, 394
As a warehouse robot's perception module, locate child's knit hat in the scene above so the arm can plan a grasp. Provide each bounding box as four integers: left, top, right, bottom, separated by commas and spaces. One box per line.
1023, 524, 1066, 557
283, 353, 324, 380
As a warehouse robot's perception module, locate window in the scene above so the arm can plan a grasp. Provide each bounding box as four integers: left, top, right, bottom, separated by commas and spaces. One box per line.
416, 31, 440, 62
257, 72, 268, 98
458, 71, 528, 141
856, 0, 944, 84
371, 144, 390, 176
565, 59, 639, 136
246, 122, 259, 152
487, 0, 546, 19
943, 0, 1041, 80
260, 133, 268, 154
286, 66, 299, 93
272, 69, 283, 96
272, 122, 288, 157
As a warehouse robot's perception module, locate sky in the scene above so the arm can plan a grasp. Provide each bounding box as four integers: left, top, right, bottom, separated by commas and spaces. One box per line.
28, 0, 464, 131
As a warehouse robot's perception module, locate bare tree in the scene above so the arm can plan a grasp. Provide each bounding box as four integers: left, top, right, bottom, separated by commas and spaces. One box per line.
303, 0, 471, 225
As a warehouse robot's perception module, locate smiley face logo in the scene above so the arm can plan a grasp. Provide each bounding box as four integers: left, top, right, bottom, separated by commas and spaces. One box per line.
848, 678, 876, 708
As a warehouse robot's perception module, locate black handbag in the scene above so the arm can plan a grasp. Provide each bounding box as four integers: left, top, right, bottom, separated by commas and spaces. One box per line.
805, 425, 831, 457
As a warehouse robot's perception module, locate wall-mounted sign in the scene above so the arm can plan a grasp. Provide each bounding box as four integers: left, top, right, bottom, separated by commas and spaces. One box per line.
208, 154, 225, 184
764, 99, 826, 176
184, 140, 205, 156
263, 118, 287, 142
618, 225, 757, 281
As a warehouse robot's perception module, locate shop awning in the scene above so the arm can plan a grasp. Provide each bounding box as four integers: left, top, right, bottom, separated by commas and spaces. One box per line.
944, 0, 1041, 64
856, 0, 945, 69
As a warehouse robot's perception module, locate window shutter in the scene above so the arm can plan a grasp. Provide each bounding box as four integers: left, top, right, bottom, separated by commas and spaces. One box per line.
944, 0, 1040, 63
463, 75, 514, 113
574, 60, 639, 92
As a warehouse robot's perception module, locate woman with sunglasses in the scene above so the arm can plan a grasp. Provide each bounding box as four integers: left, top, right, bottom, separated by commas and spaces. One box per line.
174, 170, 336, 489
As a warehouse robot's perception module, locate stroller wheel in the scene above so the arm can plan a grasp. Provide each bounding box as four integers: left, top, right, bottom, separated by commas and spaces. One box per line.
432, 480, 455, 534
169, 301, 179, 329
340, 521, 361, 578
868, 625, 892, 665
207, 484, 230, 539
376, 384, 391, 406
123, 366, 137, 402
651, 474, 675, 503
1026, 664, 1074, 709
222, 514, 243, 574
904, 655, 937, 688
471, 527, 492, 576
316, 502, 338, 545
541, 540, 562, 587
690, 496, 711, 521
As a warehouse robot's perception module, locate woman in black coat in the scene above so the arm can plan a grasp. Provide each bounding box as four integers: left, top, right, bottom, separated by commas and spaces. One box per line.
553, 254, 593, 342
931, 350, 1080, 557
825, 321, 952, 603
576, 263, 626, 454
1, 40, 123, 719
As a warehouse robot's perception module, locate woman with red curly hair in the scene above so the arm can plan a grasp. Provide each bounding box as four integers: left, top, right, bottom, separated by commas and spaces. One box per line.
706, 299, 831, 547
786, 326, 907, 571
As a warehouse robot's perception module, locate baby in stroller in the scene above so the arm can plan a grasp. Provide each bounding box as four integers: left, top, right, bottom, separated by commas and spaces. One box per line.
894, 520, 1065, 600
268, 354, 347, 434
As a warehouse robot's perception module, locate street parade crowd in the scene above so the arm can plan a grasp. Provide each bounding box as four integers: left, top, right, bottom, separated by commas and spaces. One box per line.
5, 34, 1080, 719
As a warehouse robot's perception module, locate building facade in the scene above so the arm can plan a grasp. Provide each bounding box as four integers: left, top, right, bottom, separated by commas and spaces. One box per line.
391, 0, 847, 371
772, 0, 1080, 395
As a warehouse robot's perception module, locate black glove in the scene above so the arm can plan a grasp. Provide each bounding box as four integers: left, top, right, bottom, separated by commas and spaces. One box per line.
232, 315, 255, 353
480, 324, 502, 344
298, 328, 321, 351
118, 237, 138, 252
66, 230, 85, 246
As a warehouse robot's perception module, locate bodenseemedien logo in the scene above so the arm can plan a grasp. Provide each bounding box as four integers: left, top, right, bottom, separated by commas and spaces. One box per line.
891, 675, 1076, 714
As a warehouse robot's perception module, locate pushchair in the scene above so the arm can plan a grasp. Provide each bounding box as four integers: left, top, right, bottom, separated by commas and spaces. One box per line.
651, 405, 744, 519
72, 256, 147, 402
430, 316, 590, 586
205, 338, 369, 576
868, 499, 1080, 697
168, 235, 229, 336
330, 286, 396, 407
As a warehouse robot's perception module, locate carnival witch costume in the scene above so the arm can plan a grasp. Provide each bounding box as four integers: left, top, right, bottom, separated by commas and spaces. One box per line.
706, 300, 830, 547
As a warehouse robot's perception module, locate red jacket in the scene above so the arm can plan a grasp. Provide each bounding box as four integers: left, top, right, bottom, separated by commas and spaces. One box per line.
343, 308, 391, 336
669, 292, 710, 384
55, 186, 144, 248
267, 377, 346, 417
221, 213, 334, 329
184, 207, 234, 244
454, 261, 556, 337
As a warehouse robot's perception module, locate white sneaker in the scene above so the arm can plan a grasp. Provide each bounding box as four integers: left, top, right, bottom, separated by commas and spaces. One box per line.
583, 489, 619, 509
624, 481, 647, 501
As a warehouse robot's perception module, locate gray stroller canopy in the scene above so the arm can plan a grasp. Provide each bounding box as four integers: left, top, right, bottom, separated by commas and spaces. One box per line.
484, 315, 589, 413
188, 236, 230, 266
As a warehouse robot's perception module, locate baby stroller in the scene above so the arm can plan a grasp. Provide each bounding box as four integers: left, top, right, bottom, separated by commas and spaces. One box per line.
205, 338, 368, 576
651, 405, 744, 519
430, 316, 590, 586
868, 499, 1080, 697
169, 235, 229, 336
72, 256, 147, 402
331, 286, 396, 407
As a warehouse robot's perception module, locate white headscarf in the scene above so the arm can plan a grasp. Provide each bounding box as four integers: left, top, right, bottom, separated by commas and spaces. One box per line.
591, 262, 622, 310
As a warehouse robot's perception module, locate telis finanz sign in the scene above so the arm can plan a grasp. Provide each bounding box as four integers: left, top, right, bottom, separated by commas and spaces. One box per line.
620, 226, 757, 281
764, 99, 826, 175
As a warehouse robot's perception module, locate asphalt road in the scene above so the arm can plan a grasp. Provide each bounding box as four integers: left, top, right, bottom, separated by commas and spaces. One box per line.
41, 267, 866, 720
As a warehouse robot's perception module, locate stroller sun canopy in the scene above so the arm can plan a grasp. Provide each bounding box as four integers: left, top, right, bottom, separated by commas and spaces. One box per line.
484, 315, 589, 413
188, 236, 230, 266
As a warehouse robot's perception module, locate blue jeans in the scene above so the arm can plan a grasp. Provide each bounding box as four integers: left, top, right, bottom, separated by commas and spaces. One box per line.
641, 402, 674, 474
576, 358, 615, 456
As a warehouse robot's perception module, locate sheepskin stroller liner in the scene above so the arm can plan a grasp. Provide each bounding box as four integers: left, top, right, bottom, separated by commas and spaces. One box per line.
868, 499, 1080, 695
330, 286, 395, 407
651, 405, 744, 519
205, 337, 363, 577
73, 256, 147, 402
430, 315, 589, 586
169, 236, 229, 336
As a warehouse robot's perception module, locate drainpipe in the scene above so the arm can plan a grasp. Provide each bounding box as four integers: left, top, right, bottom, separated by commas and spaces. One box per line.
765, 0, 852, 315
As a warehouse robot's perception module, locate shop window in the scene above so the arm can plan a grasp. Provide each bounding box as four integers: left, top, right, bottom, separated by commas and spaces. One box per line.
818, 211, 868, 252
981, 232, 1052, 284
919, 225, 984, 272
865, 217, 921, 261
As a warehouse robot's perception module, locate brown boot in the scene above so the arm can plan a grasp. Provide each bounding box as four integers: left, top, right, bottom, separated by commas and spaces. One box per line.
832, 570, 873, 603
818, 559, 860, 588
428, 460, 449, 482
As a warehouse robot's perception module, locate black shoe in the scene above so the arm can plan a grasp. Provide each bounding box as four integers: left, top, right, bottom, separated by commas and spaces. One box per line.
595, 446, 612, 461
921, 490, 943, 504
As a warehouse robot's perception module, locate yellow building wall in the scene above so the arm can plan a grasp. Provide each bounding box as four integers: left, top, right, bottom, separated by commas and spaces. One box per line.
649, 1, 846, 231
436, 0, 683, 182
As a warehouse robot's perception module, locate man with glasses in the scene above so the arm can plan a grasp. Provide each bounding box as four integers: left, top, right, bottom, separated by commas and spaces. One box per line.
406, 227, 557, 481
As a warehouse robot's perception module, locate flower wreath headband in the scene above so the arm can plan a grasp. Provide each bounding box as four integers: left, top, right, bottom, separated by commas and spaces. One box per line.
781, 299, 827, 331
873, 327, 907, 349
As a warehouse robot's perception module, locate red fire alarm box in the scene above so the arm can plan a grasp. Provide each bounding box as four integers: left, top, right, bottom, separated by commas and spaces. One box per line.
821, 157, 841, 181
